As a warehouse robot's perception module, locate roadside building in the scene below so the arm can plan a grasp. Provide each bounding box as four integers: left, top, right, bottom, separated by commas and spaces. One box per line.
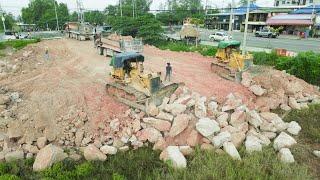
205, 4, 290, 32
266, 5, 320, 36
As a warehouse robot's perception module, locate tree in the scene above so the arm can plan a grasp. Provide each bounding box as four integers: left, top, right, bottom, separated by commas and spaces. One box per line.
84, 11, 105, 25
0, 12, 16, 31
21, 0, 69, 30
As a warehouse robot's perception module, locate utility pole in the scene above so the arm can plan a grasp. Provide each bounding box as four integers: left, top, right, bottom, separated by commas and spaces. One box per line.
53, 0, 60, 31
76, 0, 84, 23
120, 0, 123, 17
0, 3, 6, 32
228, 0, 235, 36
242, 0, 250, 55
132, 0, 135, 18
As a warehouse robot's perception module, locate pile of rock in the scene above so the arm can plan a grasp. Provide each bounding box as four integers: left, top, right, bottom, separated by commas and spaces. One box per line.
242, 67, 320, 112
0, 47, 46, 81
74, 85, 306, 168
0, 82, 315, 170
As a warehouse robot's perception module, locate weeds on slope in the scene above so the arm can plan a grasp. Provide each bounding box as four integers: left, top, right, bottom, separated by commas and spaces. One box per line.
155, 41, 217, 57
0, 39, 40, 51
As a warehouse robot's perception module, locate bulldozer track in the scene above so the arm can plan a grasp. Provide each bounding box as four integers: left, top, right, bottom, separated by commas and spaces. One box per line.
211, 61, 236, 81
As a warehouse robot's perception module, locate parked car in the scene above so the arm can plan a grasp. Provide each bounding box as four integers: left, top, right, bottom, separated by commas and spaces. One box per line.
3, 31, 16, 40
255, 29, 279, 38
209, 32, 232, 41
17, 33, 29, 39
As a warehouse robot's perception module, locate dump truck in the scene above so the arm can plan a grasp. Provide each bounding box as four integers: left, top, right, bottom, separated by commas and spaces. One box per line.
106, 52, 180, 111
211, 40, 253, 81
65, 22, 94, 41
95, 33, 143, 57
179, 18, 201, 44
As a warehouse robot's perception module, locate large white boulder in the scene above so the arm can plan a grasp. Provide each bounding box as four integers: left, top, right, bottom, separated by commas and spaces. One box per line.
247, 110, 263, 129
273, 132, 297, 151
169, 114, 190, 137
245, 136, 262, 153
223, 142, 241, 160
156, 111, 174, 122
313, 150, 320, 158
33, 144, 68, 171
83, 144, 107, 161
287, 121, 302, 135
100, 145, 117, 155
216, 112, 229, 128
160, 146, 187, 168
196, 118, 220, 137
212, 131, 231, 148
249, 85, 266, 96
194, 97, 207, 118
278, 148, 295, 163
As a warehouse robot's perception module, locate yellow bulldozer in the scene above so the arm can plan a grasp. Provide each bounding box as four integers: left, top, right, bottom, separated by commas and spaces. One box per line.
106, 52, 180, 111
211, 40, 253, 81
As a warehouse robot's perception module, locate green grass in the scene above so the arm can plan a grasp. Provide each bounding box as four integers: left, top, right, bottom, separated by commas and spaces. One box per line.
0, 39, 40, 50
0, 105, 318, 179
156, 41, 217, 57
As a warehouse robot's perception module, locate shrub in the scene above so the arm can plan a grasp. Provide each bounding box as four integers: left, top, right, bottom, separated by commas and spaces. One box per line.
253, 51, 320, 86
0, 174, 20, 180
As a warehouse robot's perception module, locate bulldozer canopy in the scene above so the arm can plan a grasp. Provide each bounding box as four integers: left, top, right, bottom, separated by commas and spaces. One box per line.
218, 40, 241, 49
110, 52, 144, 68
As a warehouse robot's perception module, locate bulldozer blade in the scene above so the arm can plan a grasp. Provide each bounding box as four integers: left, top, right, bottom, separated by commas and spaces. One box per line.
150, 83, 181, 106
211, 62, 235, 81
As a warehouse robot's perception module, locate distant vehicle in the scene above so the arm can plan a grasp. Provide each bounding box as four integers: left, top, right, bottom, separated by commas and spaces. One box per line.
3, 31, 16, 40
17, 33, 29, 39
96, 25, 112, 37
209, 32, 232, 41
255, 29, 279, 38
64, 22, 94, 41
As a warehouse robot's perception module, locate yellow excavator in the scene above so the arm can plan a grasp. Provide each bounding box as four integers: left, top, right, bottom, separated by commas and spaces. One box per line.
211, 40, 253, 81
106, 52, 180, 111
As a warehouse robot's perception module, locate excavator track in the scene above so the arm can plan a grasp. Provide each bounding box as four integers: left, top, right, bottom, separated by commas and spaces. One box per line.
211, 60, 236, 81
106, 82, 148, 111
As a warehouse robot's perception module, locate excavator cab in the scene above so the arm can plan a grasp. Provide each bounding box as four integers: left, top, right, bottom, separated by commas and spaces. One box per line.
211, 40, 253, 81
107, 52, 180, 111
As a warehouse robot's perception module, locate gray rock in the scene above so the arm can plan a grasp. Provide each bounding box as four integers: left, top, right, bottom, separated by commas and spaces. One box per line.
223, 142, 241, 160
287, 121, 302, 135
160, 146, 187, 168
249, 85, 266, 96
33, 144, 67, 171
278, 148, 295, 163
83, 144, 107, 161
5, 150, 24, 162
196, 118, 220, 137
273, 132, 297, 151
212, 131, 231, 148
100, 145, 117, 155
313, 150, 320, 158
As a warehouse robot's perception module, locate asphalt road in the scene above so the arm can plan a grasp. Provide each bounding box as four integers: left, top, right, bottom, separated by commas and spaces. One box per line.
200, 29, 320, 53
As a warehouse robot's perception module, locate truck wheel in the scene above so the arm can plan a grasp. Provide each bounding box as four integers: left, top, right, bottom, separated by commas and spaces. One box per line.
268, 34, 272, 38
99, 47, 104, 55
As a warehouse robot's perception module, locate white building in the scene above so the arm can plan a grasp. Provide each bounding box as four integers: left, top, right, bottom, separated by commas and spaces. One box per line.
274, 0, 320, 7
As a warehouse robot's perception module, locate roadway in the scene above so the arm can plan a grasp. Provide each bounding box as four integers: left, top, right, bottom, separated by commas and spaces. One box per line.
199, 29, 320, 53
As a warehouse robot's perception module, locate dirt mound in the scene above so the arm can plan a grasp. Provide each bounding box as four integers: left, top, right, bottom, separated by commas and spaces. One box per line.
242, 66, 319, 111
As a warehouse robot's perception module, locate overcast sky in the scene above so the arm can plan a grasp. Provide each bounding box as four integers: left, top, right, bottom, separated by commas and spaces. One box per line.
0, 0, 274, 16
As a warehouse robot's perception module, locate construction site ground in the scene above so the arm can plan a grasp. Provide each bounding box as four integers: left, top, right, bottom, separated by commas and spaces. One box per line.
1, 39, 255, 133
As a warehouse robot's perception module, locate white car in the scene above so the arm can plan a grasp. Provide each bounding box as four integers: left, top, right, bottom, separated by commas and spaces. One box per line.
3, 31, 16, 40
209, 32, 232, 41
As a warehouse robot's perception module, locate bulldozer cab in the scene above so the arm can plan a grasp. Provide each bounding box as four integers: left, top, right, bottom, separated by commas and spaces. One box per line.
109, 52, 162, 95
216, 40, 241, 62
110, 52, 144, 80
